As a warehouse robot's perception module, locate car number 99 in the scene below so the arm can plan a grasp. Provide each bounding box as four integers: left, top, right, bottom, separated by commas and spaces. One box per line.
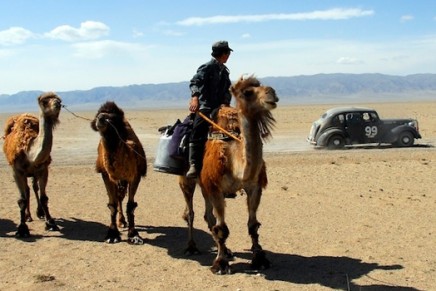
365, 126, 378, 138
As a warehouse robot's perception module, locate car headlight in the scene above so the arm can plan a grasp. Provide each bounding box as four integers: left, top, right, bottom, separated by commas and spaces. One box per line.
408, 120, 418, 130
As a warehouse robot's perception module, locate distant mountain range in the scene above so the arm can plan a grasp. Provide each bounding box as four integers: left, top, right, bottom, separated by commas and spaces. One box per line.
1, 73, 436, 112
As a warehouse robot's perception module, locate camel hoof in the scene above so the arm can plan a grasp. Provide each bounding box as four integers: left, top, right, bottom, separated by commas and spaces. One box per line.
45, 220, 59, 231
251, 250, 271, 270
127, 235, 144, 245
211, 258, 231, 275
184, 243, 201, 256
25, 215, 33, 222
105, 228, 121, 244
15, 224, 30, 238
36, 208, 45, 219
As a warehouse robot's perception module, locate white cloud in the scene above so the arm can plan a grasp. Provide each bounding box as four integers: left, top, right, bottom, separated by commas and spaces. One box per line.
242, 33, 251, 38
336, 57, 363, 65
45, 21, 110, 42
401, 15, 414, 22
162, 29, 185, 36
72, 40, 149, 59
0, 27, 35, 46
177, 8, 374, 26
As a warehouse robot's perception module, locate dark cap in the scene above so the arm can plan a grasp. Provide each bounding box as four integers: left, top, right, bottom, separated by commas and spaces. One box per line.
212, 41, 233, 53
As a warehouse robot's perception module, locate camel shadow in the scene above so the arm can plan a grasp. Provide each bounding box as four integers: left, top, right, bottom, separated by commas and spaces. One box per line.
56, 217, 108, 242
140, 225, 420, 290
232, 252, 420, 290
139, 225, 216, 266
0, 218, 17, 237
0, 218, 43, 242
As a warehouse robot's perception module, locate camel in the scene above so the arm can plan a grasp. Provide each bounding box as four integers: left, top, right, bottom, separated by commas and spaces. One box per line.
2, 92, 62, 237
178, 76, 279, 274
91, 101, 147, 244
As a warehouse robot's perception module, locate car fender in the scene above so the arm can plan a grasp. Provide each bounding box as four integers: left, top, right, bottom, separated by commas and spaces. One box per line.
385, 125, 421, 143
317, 128, 346, 147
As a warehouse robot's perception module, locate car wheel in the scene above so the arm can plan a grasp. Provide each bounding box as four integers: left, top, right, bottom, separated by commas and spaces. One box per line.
327, 135, 345, 149
395, 131, 414, 147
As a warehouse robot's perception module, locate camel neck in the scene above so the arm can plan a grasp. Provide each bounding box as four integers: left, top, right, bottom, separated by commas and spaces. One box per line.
240, 115, 263, 181
27, 113, 54, 165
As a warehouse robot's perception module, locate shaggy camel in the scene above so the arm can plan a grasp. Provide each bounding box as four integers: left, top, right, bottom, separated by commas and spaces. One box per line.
179, 76, 279, 274
2, 92, 62, 237
91, 101, 147, 244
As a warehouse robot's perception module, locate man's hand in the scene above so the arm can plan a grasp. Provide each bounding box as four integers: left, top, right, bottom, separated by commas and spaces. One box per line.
189, 96, 199, 112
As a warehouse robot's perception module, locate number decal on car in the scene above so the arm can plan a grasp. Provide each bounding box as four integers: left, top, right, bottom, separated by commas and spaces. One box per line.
365, 126, 378, 138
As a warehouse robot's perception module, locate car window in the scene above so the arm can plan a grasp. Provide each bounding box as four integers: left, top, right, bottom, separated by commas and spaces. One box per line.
363, 112, 371, 121
346, 113, 361, 123
332, 114, 345, 126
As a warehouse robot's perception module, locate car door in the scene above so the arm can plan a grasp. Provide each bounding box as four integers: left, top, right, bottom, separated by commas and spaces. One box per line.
345, 112, 365, 143
361, 111, 380, 143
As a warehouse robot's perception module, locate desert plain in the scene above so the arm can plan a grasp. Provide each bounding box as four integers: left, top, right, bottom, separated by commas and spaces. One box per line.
0, 101, 435, 290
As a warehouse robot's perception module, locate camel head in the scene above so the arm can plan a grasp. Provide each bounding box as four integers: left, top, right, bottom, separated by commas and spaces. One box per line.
230, 76, 279, 140
231, 75, 279, 116
91, 101, 127, 138
38, 92, 62, 122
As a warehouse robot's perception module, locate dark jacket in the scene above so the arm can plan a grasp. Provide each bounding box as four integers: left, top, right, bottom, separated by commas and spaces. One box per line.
189, 58, 231, 111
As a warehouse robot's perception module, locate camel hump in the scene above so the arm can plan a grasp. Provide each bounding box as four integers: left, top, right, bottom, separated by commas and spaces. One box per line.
3, 114, 39, 160
4, 114, 39, 137
212, 106, 240, 134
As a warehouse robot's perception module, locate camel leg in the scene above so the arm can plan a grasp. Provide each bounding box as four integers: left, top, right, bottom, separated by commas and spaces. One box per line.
36, 167, 59, 231
22, 177, 34, 222
209, 193, 231, 275
179, 176, 199, 255
202, 192, 233, 259
13, 169, 31, 237
126, 176, 144, 245
117, 181, 127, 228
102, 173, 121, 243
246, 186, 270, 270
203, 195, 216, 230
31, 177, 45, 220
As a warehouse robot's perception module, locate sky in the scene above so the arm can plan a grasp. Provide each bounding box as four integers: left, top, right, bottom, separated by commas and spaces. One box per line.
1, 0, 436, 95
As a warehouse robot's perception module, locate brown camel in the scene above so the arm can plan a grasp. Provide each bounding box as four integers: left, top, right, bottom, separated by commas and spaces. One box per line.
179, 76, 279, 274
91, 101, 147, 244
2, 92, 62, 237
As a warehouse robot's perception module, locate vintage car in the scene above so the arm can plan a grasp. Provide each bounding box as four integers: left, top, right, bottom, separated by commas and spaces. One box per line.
307, 107, 421, 149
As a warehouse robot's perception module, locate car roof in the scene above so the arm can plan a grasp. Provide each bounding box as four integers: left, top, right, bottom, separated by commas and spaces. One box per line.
324, 106, 376, 116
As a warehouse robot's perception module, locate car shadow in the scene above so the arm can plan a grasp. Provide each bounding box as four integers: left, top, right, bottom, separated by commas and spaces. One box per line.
138, 225, 420, 290
315, 143, 434, 151
352, 143, 434, 150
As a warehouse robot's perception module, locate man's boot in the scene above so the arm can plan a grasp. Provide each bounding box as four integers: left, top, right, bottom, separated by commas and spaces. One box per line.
186, 143, 200, 178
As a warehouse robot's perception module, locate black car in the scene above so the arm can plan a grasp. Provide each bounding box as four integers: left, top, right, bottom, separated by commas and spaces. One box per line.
307, 107, 421, 149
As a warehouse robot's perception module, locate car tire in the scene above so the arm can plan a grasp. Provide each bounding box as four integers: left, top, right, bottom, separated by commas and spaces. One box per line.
327, 135, 345, 149
395, 131, 414, 147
